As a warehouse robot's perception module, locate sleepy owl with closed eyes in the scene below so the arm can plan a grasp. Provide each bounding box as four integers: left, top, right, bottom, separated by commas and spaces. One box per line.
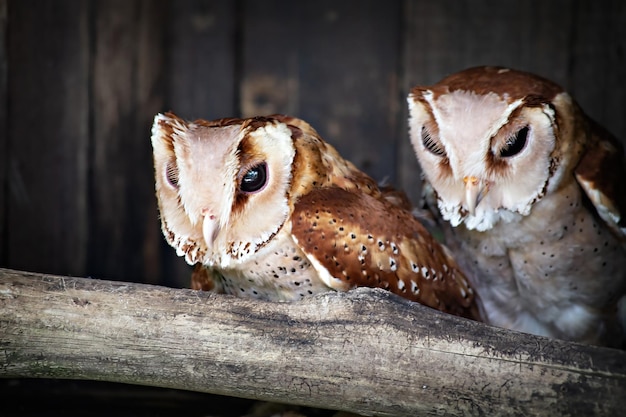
151, 112, 479, 320
408, 66, 626, 346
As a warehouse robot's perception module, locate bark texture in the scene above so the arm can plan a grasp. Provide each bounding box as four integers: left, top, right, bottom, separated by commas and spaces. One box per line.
1, 268, 625, 416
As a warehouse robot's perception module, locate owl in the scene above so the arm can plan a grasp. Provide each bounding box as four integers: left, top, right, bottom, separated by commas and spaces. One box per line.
151, 112, 479, 319
408, 66, 626, 346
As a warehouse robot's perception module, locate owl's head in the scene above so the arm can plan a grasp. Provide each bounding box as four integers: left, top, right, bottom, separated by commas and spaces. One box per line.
151, 113, 297, 267
408, 66, 585, 231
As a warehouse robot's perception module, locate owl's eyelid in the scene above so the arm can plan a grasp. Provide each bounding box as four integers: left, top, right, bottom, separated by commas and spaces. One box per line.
164, 159, 180, 189
498, 125, 530, 158
421, 126, 446, 157
237, 159, 267, 182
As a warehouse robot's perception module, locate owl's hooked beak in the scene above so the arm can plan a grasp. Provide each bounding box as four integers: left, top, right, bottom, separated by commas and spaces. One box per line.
463, 176, 489, 216
201, 208, 220, 250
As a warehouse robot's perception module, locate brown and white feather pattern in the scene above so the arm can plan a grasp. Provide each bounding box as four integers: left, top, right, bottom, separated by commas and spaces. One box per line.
152, 112, 479, 320
408, 66, 626, 346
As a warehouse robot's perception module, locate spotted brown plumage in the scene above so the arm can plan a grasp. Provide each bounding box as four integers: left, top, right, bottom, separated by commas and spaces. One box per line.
408, 66, 626, 346
291, 187, 476, 319
152, 112, 480, 320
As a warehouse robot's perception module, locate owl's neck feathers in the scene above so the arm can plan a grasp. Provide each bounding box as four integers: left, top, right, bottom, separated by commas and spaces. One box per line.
280, 116, 384, 206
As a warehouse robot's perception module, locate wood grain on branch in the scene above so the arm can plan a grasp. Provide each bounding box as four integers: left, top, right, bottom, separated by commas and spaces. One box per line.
1, 268, 625, 416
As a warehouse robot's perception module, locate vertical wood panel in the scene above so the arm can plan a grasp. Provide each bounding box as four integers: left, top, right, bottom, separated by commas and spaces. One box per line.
569, 0, 626, 142
399, 0, 575, 202
403, 0, 574, 85
240, 0, 300, 117
89, 0, 167, 284
0, 0, 7, 265
7, 0, 89, 275
167, 0, 237, 119
241, 0, 402, 184
163, 0, 238, 286
136, 0, 168, 285
299, 0, 402, 184
90, 0, 137, 281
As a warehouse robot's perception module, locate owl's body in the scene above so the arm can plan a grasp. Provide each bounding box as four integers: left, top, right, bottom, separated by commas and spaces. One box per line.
409, 66, 626, 345
448, 179, 625, 343
152, 113, 478, 319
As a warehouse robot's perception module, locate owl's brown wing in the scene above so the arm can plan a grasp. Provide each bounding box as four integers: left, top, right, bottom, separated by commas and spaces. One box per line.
575, 120, 626, 240
291, 187, 480, 320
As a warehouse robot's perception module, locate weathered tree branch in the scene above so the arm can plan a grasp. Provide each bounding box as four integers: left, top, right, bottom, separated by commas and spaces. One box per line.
0, 268, 625, 416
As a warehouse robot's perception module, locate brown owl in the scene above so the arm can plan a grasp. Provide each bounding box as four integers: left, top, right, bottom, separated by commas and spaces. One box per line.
408, 66, 626, 346
151, 112, 479, 320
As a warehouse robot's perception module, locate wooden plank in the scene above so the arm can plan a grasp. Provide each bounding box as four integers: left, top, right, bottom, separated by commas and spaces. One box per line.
0, 0, 7, 266
162, 0, 238, 286
399, 0, 574, 202
167, 0, 237, 119
132, 0, 169, 286
403, 0, 573, 85
241, 0, 403, 186
89, 0, 137, 282
6, 0, 89, 276
568, 0, 626, 143
239, 0, 300, 117
89, 0, 168, 285
296, 0, 403, 186
2, 268, 626, 416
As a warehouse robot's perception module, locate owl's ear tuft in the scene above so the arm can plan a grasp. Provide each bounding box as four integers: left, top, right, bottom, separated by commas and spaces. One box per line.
151, 112, 189, 154
286, 124, 303, 140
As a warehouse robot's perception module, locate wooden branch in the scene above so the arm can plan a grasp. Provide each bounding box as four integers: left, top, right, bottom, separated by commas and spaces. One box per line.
1, 268, 625, 416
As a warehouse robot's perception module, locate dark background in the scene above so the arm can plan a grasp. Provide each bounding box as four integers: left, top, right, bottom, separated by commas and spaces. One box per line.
1, 0, 625, 288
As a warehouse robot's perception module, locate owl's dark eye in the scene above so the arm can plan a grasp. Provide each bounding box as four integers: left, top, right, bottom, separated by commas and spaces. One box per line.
421, 126, 445, 157
240, 163, 268, 193
500, 126, 529, 158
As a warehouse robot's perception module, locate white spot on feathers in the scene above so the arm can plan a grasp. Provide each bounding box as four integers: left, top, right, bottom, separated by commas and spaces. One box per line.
411, 280, 419, 294
391, 242, 399, 254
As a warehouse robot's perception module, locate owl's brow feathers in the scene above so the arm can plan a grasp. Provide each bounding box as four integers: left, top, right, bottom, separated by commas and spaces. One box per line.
429, 66, 563, 100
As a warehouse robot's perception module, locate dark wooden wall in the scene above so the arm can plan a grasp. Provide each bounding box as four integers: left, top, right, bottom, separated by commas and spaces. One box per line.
1, 0, 624, 288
